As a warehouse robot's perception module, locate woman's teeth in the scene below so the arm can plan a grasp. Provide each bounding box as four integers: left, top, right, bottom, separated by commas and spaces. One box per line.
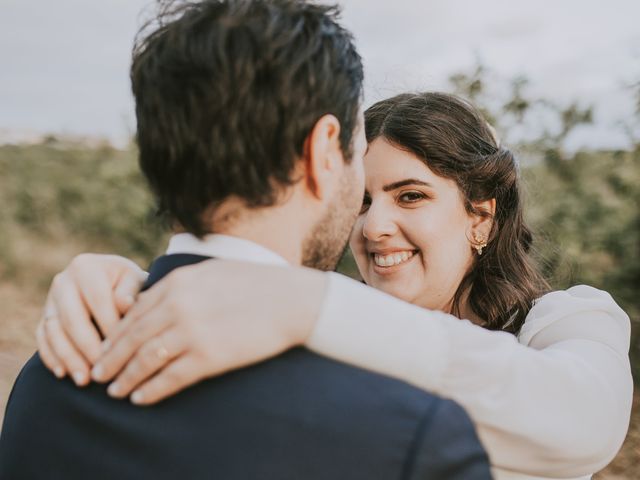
373, 250, 415, 267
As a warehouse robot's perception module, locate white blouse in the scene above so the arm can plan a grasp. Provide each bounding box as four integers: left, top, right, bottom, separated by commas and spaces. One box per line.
307, 274, 633, 479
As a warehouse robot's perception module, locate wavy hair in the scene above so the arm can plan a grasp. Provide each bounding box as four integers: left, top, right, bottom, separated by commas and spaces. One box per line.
365, 92, 550, 333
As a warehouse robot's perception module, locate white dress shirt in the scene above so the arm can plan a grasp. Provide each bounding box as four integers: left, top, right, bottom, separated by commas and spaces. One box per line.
308, 274, 633, 480
166, 233, 289, 265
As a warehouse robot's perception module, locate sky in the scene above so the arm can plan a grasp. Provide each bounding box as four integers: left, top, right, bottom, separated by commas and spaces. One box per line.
1, 0, 639, 149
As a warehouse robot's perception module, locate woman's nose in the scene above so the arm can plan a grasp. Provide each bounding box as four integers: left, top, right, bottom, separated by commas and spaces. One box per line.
362, 201, 398, 241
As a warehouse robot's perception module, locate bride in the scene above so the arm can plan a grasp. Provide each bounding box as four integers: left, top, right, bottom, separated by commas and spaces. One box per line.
38, 92, 633, 479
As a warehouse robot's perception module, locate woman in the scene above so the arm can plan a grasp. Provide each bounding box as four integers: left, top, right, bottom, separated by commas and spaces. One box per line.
38, 93, 633, 479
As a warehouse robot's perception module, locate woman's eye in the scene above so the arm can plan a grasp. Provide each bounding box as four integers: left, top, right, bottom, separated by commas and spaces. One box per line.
398, 191, 426, 203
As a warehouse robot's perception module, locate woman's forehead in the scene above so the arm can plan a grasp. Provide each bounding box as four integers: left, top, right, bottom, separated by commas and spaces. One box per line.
364, 138, 442, 189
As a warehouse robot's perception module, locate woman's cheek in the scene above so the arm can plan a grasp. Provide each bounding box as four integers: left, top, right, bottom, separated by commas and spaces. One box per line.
414, 229, 462, 306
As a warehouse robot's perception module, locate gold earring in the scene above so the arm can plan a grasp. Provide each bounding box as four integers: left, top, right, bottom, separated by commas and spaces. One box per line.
473, 233, 488, 255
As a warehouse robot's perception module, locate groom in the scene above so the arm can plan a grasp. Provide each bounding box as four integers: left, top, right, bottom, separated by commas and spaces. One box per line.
0, 1, 491, 478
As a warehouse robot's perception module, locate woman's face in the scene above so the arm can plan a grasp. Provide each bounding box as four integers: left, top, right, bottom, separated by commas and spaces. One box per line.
349, 137, 478, 312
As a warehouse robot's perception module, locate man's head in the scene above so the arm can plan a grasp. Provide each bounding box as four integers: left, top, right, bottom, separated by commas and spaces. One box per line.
131, 0, 365, 269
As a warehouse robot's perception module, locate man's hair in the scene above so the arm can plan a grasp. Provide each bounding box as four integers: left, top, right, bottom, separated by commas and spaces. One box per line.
131, 0, 364, 236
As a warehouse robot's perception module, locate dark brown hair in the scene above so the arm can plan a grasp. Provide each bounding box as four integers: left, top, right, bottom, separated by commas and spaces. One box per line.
365, 92, 549, 333
131, 0, 363, 236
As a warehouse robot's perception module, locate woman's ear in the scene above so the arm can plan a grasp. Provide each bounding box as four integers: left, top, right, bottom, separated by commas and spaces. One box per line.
469, 198, 496, 241
303, 114, 342, 201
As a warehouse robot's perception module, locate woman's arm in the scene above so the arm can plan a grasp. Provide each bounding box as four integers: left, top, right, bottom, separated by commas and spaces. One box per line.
310, 275, 633, 477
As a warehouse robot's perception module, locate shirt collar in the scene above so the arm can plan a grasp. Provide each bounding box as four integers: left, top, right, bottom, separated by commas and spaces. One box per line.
165, 233, 289, 266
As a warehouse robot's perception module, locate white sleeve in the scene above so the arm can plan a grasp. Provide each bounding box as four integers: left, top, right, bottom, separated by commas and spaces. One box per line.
307, 274, 633, 477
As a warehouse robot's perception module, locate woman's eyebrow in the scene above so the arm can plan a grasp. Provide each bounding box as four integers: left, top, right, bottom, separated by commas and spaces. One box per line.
382, 179, 432, 192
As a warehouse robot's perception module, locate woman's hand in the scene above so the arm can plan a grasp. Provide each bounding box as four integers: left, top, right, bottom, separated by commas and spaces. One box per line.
91, 260, 326, 405
36, 254, 147, 386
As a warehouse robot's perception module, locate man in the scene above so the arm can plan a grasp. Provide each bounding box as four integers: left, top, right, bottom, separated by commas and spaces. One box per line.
0, 1, 491, 478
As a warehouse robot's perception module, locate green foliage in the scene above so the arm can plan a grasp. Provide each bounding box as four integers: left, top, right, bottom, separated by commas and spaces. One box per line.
0, 141, 167, 279
525, 150, 639, 311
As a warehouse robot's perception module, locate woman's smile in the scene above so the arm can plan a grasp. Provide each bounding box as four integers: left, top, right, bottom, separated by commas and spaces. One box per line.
369, 248, 420, 273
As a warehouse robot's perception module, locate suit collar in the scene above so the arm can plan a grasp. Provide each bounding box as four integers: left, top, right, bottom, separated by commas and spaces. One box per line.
142, 254, 212, 291
144, 233, 290, 291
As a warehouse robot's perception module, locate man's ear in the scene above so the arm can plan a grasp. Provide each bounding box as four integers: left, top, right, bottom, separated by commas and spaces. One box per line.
469, 198, 496, 240
303, 114, 342, 201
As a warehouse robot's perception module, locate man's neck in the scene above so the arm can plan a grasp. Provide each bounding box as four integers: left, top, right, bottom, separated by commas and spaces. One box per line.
220, 219, 301, 266
206, 197, 312, 267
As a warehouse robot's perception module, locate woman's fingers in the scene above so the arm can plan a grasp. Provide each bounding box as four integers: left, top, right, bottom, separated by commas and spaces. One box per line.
113, 268, 147, 316
44, 315, 91, 386
44, 254, 147, 368
106, 330, 186, 399
38, 284, 132, 388
103, 281, 166, 349
129, 355, 205, 406
50, 271, 103, 365
68, 253, 145, 340
35, 318, 65, 379
75, 268, 122, 339
92, 295, 172, 383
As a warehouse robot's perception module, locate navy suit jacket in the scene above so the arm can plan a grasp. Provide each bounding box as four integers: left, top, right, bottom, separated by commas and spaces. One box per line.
0, 254, 492, 479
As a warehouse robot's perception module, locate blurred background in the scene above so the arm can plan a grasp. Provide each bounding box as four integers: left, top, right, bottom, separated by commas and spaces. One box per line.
1, 0, 638, 477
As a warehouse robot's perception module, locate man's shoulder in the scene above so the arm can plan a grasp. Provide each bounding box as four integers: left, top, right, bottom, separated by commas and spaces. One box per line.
5, 352, 60, 403
234, 348, 491, 479
2, 349, 490, 480
259, 347, 443, 408
218, 347, 463, 444
2, 352, 115, 424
